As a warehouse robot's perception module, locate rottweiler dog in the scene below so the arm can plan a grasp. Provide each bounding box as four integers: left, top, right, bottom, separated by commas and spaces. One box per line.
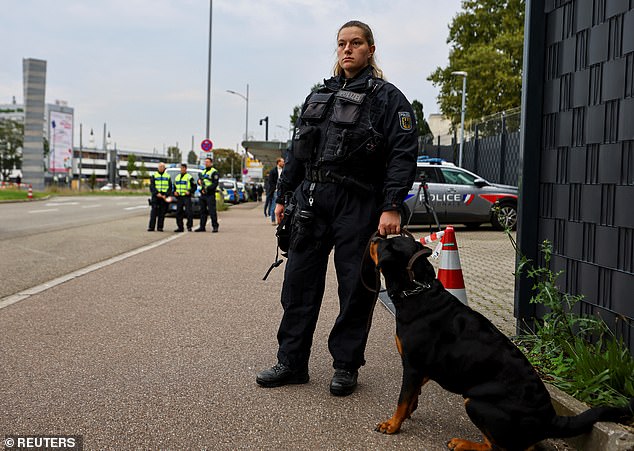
368, 234, 633, 451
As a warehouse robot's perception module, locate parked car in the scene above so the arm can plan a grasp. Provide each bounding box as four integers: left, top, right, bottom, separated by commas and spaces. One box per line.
219, 178, 240, 204
237, 182, 249, 202
403, 158, 518, 230
100, 183, 121, 191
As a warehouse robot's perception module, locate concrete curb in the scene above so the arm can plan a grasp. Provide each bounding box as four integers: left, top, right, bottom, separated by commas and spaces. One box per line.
547, 384, 634, 451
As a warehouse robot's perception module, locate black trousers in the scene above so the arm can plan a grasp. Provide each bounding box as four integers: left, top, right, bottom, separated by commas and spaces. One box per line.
276, 180, 380, 371
199, 192, 218, 229
175, 195, 193, 230
148, 195, 168, 230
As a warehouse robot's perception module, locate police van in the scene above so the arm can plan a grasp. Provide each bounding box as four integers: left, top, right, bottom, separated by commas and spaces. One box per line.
403, 157, 518, 230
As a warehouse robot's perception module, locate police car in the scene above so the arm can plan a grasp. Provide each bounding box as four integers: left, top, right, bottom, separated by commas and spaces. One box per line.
219, 178, 240, 204
403, 158, 518, 230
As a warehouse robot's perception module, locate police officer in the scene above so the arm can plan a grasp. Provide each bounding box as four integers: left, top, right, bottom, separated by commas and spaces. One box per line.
195, 157, 220, 233
148, 162, 172, 232
256, 21, 418, 396
173, 163, 195, 232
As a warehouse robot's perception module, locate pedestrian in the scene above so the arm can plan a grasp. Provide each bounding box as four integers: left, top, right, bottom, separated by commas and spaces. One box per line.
147, 162, 172, 232
195, 157, 220, 233
256, 20, 418, 396
263, 175, 272, 217
266, 158, 285, 225
173, 163, 195, 232
256, 183, 263, 202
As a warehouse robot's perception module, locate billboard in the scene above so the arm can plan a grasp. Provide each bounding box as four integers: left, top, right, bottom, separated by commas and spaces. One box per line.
49, 110, 73, 173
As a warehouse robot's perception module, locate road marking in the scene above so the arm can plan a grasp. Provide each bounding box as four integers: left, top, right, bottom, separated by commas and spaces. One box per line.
81, 204, 101, 209
0, 234, 183, 311
46, 202, 79, 206
124, 205, 148, 211
29, 209, 60, 214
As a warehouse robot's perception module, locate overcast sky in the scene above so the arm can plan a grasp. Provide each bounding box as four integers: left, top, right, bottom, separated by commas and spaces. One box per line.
0, 0, 462, 155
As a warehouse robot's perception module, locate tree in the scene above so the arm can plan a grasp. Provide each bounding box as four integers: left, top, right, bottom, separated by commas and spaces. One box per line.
212, 148, 241, 178
167, 146, 181, 164
126, 154, 138, 186
0, 119, 24, 181
411, 100, 433, 144
187, 150, 198, 165
139, 162, 150, 184
89, 171, 97, 191
427, 0, 524, 127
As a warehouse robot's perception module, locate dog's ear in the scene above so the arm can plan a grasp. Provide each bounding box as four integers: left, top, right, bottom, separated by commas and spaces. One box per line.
410, 244, 436, 281
417, 243, 433, 257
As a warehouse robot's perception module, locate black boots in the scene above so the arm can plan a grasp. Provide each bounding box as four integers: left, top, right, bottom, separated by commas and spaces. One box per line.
256, 364, 358, 396
255, 363, 309, 387
329, 369, 358, 396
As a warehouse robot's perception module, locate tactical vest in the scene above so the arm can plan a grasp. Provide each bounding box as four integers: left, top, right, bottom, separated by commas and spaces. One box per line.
201, 167, 218, 191
174, 173, 193, 196
293, 78, 385, 182
152, 171, 170, 193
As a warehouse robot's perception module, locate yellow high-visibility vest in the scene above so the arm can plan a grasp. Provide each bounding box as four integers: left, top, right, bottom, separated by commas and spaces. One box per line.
174, 173, 193, 195
152, 171, 170, 193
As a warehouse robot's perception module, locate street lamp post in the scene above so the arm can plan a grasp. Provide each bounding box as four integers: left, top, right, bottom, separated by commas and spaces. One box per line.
78, 123, 83, 191
226, 84, 249, 181
451, 71, 467, 167
226, 84, 249, 145
259, 116, 269, 141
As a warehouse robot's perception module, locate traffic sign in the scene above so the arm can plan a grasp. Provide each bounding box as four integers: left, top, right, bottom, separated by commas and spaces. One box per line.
201, 139, 213, 152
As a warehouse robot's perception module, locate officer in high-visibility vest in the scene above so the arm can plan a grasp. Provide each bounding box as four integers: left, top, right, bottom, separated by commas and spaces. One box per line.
195, 157, 220, 233
148, 162, 173, 232
173, 163, 195, 232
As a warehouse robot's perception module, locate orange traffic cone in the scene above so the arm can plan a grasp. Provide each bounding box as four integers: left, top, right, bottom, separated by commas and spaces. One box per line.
27, 184, 33, 200
437, 226, 468, 305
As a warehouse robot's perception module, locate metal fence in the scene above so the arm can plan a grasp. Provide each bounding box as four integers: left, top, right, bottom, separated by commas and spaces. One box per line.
421, 108, 521, 186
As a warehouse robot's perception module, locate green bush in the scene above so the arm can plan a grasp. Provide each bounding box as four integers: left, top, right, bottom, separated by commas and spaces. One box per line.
512, 238, 634, 409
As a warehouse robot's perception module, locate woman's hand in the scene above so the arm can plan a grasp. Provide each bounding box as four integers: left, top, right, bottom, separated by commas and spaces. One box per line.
378, 210, 401, 237
274, 203, 284, 225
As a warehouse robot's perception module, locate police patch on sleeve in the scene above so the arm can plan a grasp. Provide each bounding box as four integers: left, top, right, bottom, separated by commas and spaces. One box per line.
398, 111, 413, 131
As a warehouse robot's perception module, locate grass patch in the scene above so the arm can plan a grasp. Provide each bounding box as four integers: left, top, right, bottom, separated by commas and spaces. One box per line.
0, 188, 47, 201
511, 237, 634, 411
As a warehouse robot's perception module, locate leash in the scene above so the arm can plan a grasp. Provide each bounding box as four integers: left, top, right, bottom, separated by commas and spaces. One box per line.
262, 245, 284, 281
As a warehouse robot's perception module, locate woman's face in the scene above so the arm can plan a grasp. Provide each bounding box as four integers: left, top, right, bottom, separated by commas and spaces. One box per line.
337, 26, 375, 79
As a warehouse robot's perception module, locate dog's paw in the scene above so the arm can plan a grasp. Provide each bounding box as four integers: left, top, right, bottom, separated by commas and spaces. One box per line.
447, 438, 491, 451
375, 419, 401, 434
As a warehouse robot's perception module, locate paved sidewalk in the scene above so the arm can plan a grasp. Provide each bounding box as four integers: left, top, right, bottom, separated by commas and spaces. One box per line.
0, 202, 533, 450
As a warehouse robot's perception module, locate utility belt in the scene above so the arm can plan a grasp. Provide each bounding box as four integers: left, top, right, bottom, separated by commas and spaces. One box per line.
305, 167, 375, 194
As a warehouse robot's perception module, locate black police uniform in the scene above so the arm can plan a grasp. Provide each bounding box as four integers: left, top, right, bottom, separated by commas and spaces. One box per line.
148, 170, 173, 231
197, 166, 220, 232
274, 65, 418, 372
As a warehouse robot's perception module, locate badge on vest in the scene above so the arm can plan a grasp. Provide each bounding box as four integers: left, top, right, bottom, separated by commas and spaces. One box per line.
398, 112, 413, 131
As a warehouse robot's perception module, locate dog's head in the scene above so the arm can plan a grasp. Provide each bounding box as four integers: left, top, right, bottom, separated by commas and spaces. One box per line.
366, 234, 436, 299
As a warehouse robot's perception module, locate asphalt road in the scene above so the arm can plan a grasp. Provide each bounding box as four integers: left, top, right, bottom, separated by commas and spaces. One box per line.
0, 196, 165, 299
0, 195, 151, 239
0, 200, 571, 450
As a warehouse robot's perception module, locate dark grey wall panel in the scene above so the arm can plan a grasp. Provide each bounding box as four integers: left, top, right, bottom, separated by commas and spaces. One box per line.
623, 10, 634, 54
618, 97, 634, 140
519, 0, 634, 352
602, 58, 626, 100
598, 143, 622, 183
588, 22, 610, 65
585, 104, 605, 143
606, 0, 629, 19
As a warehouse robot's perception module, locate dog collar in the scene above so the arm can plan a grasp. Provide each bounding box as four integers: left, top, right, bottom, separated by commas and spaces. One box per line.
399, 281, 431, 298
